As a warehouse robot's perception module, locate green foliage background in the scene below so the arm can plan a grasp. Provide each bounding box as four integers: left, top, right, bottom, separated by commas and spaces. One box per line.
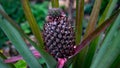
0, 0, 49, 47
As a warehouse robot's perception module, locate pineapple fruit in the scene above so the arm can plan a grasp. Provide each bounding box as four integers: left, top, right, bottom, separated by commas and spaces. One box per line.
43, 8, 75, 60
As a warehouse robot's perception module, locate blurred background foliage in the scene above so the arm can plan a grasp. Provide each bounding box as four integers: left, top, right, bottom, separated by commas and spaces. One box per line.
0, 0, 49, 47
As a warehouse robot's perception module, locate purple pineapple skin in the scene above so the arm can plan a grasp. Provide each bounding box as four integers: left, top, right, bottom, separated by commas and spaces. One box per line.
43, 8, 75, 60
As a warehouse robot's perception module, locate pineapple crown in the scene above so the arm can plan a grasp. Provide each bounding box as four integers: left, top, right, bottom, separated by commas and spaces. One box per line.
46, 8, 66, 22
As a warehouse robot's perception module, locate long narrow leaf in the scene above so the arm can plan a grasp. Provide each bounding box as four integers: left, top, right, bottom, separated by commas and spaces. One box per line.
30, 42, 57, 68
82, 38, 98, 68
91, 14, 120, 68
64, 57, 75, 68
21, 0, 44, 47
0, 16, 42, 68
73, 9, 120, 57
75, 0, 84, 44
0, 6, 36, 45
91, 30, 120, 68
79, 0, 102, 67
110, 55, 120, 68
0, 5, 39, 55
0, 5, 57, 68
98, 0, 118, 26
51, 0, 59, 8
82, 0, 118, 67
72, 0, 84, 67
0, 57, 12, 68
84, 0, 102, 38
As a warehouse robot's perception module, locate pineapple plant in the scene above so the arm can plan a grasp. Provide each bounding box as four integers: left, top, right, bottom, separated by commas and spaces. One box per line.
0, 0, 120, 68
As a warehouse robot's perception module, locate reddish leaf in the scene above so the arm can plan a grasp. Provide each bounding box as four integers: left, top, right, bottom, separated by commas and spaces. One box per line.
4, 50, 41, 63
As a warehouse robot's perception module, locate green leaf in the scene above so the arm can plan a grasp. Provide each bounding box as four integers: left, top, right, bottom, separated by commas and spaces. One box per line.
84, 0, 102, 38
0, 13, 42, 68
0, 57, 12, 68
72, 0, 84, 67
21, 0, 44, 47
77, 0, 102, 67
74, 9, 120, 57
64, 57, 75, 68
75, 0, 84, 44
110, 55, 120, 68
82, 38, 98, 68
51, 0, 59, 8
91, 28, 120, 68
0, 5, 32, 43
15, 60, 27, 68
98, 0, 118, 26
91, 14, 120, 68
20, 1, 57, 67
82, 0, 118, 67
0, 4, 57, 68
20, 22, 31, 34
30, 42, 57, 68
